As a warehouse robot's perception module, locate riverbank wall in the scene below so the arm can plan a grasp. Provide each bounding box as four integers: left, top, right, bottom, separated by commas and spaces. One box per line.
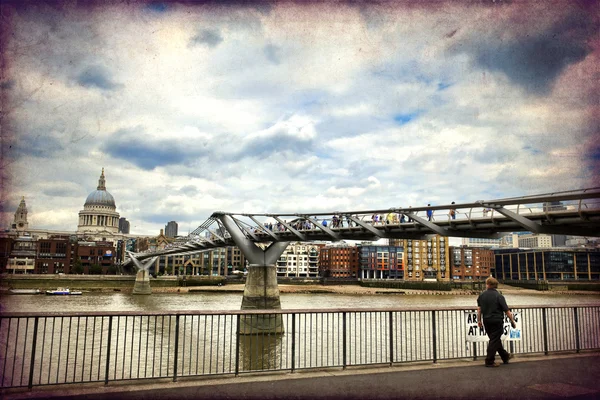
0, 274, 223, 291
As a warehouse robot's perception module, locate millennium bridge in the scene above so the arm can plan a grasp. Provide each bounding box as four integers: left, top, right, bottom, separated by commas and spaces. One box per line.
123, 188, 600, 312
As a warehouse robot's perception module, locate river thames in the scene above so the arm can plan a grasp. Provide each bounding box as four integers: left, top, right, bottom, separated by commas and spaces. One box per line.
1, 290, 598, 313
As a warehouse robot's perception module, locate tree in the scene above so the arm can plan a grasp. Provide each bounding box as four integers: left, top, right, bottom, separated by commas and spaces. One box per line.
72, 260, 83, 275
89, 264, 103, 275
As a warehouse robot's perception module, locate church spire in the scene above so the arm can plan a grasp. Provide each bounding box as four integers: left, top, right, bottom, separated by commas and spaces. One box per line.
97, 168, 106, 190
13, 196, 29, 231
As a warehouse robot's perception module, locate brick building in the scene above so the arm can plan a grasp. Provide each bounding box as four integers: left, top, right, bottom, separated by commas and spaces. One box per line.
402, 236, 450, 281
358, 245, 404, 279
449, 246, 494, 281
319, 244, 359, 278
36, 236, 72, 274
76, 241, 116, 274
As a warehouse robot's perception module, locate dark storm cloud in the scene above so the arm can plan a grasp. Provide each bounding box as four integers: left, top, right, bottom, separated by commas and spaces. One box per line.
76, 66, 123, 91
0, 80, 15, 90
101, 128, 210, 170
11, 131, 64, 158
264, 44, 281, 65
146, 2, 168, 13
190, 29, 223, 48
460, 9, 596, 95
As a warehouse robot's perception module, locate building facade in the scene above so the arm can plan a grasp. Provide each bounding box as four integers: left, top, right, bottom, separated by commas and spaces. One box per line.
6, 236, 36, 274
517, 233, 553, 248
449, 246, 494, 281
118, 218, 130, 234
75, 241, 117, 274
36, 236, 72, 274
494, 248, 600, 281
165, 221, 178, 238
319, 244, 359, 278
358, 245, 404, 279
403, 236, 450, 281
277, 242, 321, 278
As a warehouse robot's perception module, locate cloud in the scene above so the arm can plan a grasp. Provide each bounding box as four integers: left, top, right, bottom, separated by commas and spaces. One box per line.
2, 2, 597, 235
76, 66, 123, 91
146, 2, 168, 13
239, 114, 318, 158
190, 28, 223, 48
0, 80, 15, 90
264, 44, 282, 64
101, 127, 210, 170
449, 6, 595, 95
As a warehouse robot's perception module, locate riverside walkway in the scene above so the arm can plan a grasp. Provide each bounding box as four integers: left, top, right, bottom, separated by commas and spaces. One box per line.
4, 353, 599, 400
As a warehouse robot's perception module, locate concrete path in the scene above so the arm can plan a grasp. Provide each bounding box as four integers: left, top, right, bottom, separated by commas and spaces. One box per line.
4, 353, 599, 400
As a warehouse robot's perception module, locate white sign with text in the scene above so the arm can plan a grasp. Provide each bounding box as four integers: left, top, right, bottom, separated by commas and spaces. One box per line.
465, 311, 522, 342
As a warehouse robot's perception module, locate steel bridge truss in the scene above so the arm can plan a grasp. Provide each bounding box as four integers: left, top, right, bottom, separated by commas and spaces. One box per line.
128, 188, 600, 262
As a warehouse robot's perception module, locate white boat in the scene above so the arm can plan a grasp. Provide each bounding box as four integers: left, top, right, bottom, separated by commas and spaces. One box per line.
45, 288, 82, 296
9, 289, 42, 295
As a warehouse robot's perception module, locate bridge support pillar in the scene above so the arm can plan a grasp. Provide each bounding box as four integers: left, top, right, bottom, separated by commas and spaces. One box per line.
239, 264, 284, 334
217, 215, 289, 334
128, 253, 157, 295
133, 269, 152, 295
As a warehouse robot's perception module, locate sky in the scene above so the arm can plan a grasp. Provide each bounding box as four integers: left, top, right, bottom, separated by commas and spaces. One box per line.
1, 0, 599, 236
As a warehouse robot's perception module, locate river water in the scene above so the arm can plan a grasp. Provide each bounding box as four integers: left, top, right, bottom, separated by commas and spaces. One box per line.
1, 291, 598, 313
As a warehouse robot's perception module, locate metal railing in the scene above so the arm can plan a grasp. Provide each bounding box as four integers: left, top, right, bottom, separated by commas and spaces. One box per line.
1, 305, 598, 388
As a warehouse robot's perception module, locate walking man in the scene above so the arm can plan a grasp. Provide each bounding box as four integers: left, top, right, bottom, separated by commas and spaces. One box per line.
477, 276, 517, 367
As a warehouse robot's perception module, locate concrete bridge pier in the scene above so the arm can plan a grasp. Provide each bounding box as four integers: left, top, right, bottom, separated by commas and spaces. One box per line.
133, 269, 152, 295
239, 264, 284, 334
128, 253, 158, 295
218, 215, 289, 335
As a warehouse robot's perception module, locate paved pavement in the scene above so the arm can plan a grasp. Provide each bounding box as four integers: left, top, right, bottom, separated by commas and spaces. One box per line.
3, 353, 599, 400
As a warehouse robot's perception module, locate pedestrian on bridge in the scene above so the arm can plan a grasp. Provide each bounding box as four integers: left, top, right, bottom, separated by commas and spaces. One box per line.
449, 202, 456, 220
477, 276, 517, 368
426, 204, 433, 221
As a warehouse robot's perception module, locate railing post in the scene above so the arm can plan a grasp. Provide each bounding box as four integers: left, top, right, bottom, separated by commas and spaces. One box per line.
573, 308, 580, 353
542, 308, 549, 355
104, 316, 113, 385
291, 313, 296, 373
388, 311, 394, 366
235, 314, 240, 376
431, 311, 437, 364
28, 317, 39, 389
173, 315, 180, 382
342, 312, 347, 370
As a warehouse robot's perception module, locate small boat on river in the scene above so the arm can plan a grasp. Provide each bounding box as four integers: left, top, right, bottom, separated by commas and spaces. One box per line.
9, 289, 42, 295
45, 288, 82, 296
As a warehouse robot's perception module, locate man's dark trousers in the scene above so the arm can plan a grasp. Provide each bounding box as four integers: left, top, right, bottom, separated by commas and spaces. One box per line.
484, 319, 509, 365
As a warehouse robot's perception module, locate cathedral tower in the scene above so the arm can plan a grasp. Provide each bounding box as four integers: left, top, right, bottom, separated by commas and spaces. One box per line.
77, 168, 120, 235
13, 196, 29, 231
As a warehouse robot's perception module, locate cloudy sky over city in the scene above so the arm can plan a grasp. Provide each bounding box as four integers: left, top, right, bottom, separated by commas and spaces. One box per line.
1, 0, 598, 235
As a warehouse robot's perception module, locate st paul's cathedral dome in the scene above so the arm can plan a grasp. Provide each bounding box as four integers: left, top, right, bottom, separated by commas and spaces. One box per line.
77, 168, 120, 235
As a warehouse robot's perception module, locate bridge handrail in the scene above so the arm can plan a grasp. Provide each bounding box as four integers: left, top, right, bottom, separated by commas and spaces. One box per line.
2, 304, 599, 389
